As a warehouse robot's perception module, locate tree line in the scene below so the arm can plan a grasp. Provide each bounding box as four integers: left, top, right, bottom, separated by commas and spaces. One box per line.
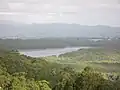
0, 49, 120, 90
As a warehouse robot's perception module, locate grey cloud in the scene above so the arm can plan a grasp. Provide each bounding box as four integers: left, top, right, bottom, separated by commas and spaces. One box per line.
0, 0, 120, 26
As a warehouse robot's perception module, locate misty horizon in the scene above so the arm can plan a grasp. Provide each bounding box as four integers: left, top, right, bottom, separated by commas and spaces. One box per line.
0, 0, 120, 38
0, 21, 120, 38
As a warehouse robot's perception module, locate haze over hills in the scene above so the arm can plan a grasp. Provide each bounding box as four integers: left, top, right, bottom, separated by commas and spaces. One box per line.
0, 20, 120, 39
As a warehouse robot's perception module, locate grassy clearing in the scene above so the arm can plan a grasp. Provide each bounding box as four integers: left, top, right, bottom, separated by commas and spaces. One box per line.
43, 48, 120, 73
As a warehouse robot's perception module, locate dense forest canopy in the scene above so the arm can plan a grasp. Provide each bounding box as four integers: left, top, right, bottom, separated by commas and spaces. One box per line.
0, 43, 120, 90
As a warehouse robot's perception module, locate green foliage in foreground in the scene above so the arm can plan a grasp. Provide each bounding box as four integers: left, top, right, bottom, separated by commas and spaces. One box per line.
0, 49, 120, 90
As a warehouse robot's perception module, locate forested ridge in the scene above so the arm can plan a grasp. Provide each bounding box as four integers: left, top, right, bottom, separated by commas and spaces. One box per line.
0, 47, 120, 90
0, 38, 99, 49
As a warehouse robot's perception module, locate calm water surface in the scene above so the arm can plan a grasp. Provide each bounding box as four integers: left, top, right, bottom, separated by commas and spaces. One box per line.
19, 47, 91, 57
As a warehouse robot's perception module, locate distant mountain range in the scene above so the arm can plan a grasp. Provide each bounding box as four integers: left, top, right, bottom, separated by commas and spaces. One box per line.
0, 20, 120, 39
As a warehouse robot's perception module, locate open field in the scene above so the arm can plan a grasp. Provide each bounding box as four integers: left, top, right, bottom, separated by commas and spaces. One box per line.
44, 48, 120, 73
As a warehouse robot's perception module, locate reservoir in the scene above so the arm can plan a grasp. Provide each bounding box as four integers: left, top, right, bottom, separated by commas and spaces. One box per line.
19, 47, 91, 57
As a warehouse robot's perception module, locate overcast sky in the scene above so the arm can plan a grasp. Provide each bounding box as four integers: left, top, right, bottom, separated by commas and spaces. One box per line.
0, 0, 120, 26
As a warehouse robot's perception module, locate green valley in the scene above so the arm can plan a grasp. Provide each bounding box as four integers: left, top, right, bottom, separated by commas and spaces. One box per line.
0, 44, 120, 90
